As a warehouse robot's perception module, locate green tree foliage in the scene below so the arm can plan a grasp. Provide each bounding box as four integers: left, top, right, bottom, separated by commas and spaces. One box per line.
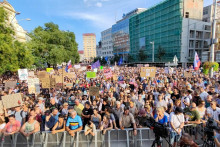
157, 45, 166, 61
0, 7, 33, 75
28, 22, 79, 67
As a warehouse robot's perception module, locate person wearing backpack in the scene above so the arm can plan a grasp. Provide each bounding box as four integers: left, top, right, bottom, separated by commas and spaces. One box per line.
5, 106, 26, 125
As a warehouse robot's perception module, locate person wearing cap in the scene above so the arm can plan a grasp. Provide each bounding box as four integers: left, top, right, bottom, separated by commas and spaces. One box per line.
82, 101, 93, 128
137, 109, 148, 128
119, 107, 137, 136
170, 107, 185, 147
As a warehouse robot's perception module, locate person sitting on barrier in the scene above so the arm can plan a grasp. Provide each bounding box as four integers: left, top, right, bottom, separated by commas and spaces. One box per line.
91, 108, 101, 129
119, 107, 137, 136
20, 115, 40, 137
154, 107, 168, 125
100, 115, 113, 135
170, 107, 185, 147
51, 114, 66, 134
66, 110, 83, 137
2, 115, 21, 136
84, 120, 96, 136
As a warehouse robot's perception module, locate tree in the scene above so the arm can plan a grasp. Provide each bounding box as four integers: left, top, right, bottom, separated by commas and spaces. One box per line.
138, 50, 147, 61
157, 45, 166, 61
28, 22, 79, 68
0, 7, 34, 75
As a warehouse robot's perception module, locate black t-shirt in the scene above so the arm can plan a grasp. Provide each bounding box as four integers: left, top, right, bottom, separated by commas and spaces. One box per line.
171, 93, 181, 103
82, 107, 93, 124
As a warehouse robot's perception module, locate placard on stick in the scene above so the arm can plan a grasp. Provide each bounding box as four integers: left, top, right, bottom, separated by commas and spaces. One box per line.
140, 67, 156, 78
89, 87, 99, 96
41, 78, 50, 88
2, 93, 23, 109
184, 71, 192, 78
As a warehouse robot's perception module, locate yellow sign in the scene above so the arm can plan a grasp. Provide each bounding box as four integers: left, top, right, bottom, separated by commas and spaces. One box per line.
140, 67, 156, 78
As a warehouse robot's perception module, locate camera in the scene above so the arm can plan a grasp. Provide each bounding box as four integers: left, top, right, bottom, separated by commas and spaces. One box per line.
204, 118, 220, 140
145, 117, 169, 138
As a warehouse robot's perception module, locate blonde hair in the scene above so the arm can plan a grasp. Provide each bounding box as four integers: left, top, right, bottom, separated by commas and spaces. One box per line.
156, 107, 164, 113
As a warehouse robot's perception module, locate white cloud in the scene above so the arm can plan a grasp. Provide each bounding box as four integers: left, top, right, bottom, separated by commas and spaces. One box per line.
96, 2, 102, 7
63, 12, 114, 29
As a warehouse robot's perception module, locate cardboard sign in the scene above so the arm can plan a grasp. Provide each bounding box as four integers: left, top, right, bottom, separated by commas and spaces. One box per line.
89, 86, 99, 96
104, 68, 113, 79
65, 83, 73, 88
41, 78, 50, 88
140, 67, 156, 78
56, 83, 63, 89
18, 69, 28, 81
81, 66, 87, 71
64, 73, 75, 79
5, 81, 17, 89
113, 74, 118, 81
52, 75, 63, 83
2, 93, 23, 109
184, 71, 192, 78
50, 78, 56, 88
38, 71, 49, 79
86, 72, 96, 78
28, 78, 40, 94
0, 101, 3, 113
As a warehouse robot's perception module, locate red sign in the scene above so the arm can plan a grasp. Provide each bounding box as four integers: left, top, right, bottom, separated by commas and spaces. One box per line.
104, 68, 112, 79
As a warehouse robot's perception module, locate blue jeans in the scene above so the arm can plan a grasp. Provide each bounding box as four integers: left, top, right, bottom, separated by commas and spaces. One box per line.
170, 131, 181, 144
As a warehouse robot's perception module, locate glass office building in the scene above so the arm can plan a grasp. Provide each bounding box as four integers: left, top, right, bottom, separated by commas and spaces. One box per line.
129, 0, 183, 62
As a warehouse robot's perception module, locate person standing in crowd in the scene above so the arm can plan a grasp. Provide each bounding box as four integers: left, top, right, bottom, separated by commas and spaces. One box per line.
82, 101, 93, 128
154, 107, 168, 125
170, 107, 185, 147
45, 108, 59, 130
100, 115, 113, 135
91, 108, 101, 129
74, 99, 84, 116
20, 116, 40, 137
119, 107, 137, 136
184, 103, 200, 125
2, 115, 21, 136
66, 110, 83, 137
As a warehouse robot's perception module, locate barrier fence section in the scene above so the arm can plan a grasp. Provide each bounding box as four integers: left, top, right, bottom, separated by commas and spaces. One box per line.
0, 124, 204, 147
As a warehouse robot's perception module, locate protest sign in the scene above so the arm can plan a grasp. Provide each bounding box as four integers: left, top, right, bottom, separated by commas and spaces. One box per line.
5, 80, 17, 88
41, 78, 50, 88
52, 75, 63, 83
86, 72, 96, 78
113, 74, 118, 81
100, 66, 103, 70
74, 65, 81, 69
28, 78, 40, 94
46, 68, 54, 73
94, 68, 98, 73
2, 93, 23, 109
18, 69, 28, 81
65, 83, 73, 88
89, 86, 99, 96
184, 71, 192, 78
38, 71, 49, 79
140, 67, 156, 78
81, 66, 87, 71
28, 71, 35, 77
104, 68, 112, 79
0, 101, 3, 113
56, 83, 63, 89
50, 78, 56, 88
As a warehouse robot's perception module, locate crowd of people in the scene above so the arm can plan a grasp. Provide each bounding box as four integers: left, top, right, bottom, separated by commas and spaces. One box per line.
0, 66, 220, 146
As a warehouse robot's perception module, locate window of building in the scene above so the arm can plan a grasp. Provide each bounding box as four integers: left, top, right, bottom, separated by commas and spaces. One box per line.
190, 30, 195, 38
185, 12, 189, 18
189, 40, 194, 48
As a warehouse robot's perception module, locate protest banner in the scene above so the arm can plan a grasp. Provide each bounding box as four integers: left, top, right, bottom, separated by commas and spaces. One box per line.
81, 66, 87, 71
18, 69, 28, 81
5, 80, 17, 88
65, 83, 73, 88
184, 71, 192, 78
74, 65, 81, 69
86, 72, 96, 78
104, 68, 112, 79
41, 78, 50, 88
89, 86, 99, 96
28, 78, 40, 94
140, 67, 156, 78
2, 93, 23, 109
0, 101, 3, 113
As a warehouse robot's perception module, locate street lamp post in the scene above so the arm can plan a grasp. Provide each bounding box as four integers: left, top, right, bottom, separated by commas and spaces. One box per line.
10, 12, 20, 24
150, 41, 154, 62
210, 0, 217, 77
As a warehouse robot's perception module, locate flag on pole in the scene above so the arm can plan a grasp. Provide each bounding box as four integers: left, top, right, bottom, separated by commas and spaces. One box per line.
193, 52, 201, 71
65, 60, 72, 72
105, 56, 108, 62
118, 57, 123, 66
91, 60, 100, 69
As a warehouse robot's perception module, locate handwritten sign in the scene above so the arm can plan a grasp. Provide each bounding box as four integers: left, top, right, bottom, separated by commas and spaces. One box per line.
5, 81, 17, 89
38, 71, 49, 79
86, 72, 96, 78
140, 67, 156, 78
104, 68, 112, 79
18, 69, 28, 81
2, 93, 23, 109
28, 78, 40, 94
184, 71, 192, 78
89, 87, 99, 96
41, 78, 50, 88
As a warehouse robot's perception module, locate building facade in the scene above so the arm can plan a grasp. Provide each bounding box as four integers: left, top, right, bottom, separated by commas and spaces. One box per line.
83, 33, 96, 62
129, 0, 207, 64
78, 50, 85, 63
101, 28, 113, 58
0, 0, 28, 42
112, 8, 146, 62
96, 41, 102, 57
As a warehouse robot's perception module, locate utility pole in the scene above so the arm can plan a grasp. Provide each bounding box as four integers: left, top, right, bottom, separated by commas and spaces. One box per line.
210, 0, 217, 77
150, 41, 154, 62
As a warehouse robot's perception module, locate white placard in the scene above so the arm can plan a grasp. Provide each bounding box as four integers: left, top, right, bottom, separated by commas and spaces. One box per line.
18, 69, 28, 81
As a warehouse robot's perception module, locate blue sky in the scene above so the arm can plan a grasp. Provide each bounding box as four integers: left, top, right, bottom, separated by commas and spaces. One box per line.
8, 0, 213, 51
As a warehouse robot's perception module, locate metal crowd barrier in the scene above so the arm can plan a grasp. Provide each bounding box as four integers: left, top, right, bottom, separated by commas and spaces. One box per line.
0, 124, 204, 147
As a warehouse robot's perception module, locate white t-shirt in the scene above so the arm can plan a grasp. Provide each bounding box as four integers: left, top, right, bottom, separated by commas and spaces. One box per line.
170, 113, 185, 131
181, 96, 190, 109
200, 91, 209, 101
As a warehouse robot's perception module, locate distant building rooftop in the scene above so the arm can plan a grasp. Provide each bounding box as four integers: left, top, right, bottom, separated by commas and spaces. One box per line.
83, 33, 96, 36
78, 50, 84, 54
